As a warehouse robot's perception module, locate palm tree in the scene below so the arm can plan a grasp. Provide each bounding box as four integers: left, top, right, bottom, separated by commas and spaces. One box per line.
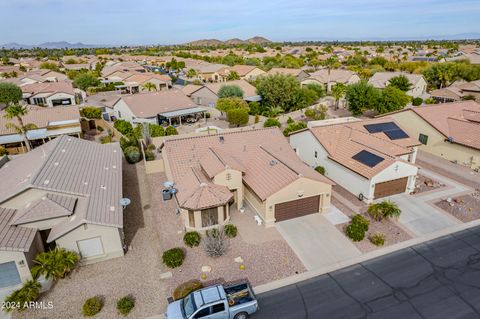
331, 83, 346, 110
264, 106, 284, 118
31, 247, 80, 280
142, 82, 157, 92
3, 104, 36, 152
323, 56, 339, 93
367, 200, 401, 221
186, 68, 197, 79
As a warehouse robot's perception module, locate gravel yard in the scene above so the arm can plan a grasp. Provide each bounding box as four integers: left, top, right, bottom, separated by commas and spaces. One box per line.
412, 174, 445, 194
148, 173, 305, 296
435, 191, 480, 222
13, 161, 170, 319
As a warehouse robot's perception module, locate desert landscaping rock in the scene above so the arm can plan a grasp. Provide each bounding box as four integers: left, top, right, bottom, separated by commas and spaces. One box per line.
234, 257, 244, 263
201, 266, 212, 272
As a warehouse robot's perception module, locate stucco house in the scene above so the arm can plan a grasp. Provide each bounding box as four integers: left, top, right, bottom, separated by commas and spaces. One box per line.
430, 80, 480, 103
289, 117, 420, 203
21, 82, 84, 107
378, 101, 480, 169
117, 73, 172, 94
183, 79, 260, 107
368, 72, 428, 98
112, 90, 206, 125
161, 128, 334, 230
0, 105, 81, 154
267, 68, 310, 81
302, 69, 360, 92
222, 65, 266, 80
0, 136, 123, 296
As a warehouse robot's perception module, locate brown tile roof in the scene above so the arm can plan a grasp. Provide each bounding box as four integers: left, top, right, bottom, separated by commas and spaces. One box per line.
163, 128, 333, 209
410, 101, 480, 150
205, 80, 258, 97
307, 69, 358, 83
368, 72, 425, 89
228, 65, 261, 77
21, 81, 75, 96
116, 90, 198, 118
267, 68, 305, 76
182, 84, 203, 96
0, 207, 37, 252
124, 73, 171, 84
0, 105, 80, 136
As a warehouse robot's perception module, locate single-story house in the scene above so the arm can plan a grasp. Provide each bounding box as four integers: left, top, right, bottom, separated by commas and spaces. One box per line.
21, 82, 84, 107
0, 105, 81, 154
302, 69, 360, 92
0, 136, 123, 295
267, 68, 310, 81
191, 63, 229, 83
161, 128, 334, 230
19, 69, 69, 84
368, 72, 428, 98
222, 65, 266, 81
430, 80, 480, 103
112, 90, 206, 125
118, 73, 172, 93
101, 62, 145, 78
183, 79, 260, 107
289, 117, 420, 203
377, 101, 480, 169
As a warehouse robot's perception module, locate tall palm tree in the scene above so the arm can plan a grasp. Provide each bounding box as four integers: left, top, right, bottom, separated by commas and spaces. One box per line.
142, 82, 157, 92
3, 104, 37, 152
323, 56, 339, 93
331, 83, 346, 110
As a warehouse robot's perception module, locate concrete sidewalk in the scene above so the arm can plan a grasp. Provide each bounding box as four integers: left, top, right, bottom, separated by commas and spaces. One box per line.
275, 214, 361, 271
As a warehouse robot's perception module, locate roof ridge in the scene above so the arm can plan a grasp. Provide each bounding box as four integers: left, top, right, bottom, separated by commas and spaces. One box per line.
259, 145, 300, 176
348, 126, 409, 150
163, 127, 278, 144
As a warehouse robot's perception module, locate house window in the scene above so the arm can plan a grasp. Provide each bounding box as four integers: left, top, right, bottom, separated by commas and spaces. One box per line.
188, 210, 195, 227
33, 97, 45, 105
118, 111, 122, 118
419, 133, 428, 145
77, 237, 104, 258
314, 151, 318, 158
201, 207, 218, 227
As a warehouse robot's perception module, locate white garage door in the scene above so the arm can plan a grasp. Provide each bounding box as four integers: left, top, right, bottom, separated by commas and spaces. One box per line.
0, 261, 21, 288
77, 237, 104, 258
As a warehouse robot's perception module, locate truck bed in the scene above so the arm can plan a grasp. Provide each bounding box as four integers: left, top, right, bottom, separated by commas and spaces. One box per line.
224, 283, 254, 306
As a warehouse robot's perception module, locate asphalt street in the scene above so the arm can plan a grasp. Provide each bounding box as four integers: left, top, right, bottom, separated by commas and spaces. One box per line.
253, 226, 480, 319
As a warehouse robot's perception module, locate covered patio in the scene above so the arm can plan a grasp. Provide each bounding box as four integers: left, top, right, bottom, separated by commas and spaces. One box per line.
157, 106, 207, 126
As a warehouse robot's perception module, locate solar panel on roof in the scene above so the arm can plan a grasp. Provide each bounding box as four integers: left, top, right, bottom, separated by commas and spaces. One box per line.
384, 129, 409, 140
352, 150, 384, 168
363, 122, 399, 133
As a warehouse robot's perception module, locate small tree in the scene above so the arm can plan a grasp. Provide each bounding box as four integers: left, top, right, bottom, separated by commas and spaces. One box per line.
3, 104, 37, 152
331, 83, 346, 110
218, 85, 244, 98
186, 68, 198, 78
367, 200, 402, 221
388, 75, 413, 92
345, 81, 380, 116
73, 72, 100, 91
216, 97, 249, 113
227, 108, 249, 127
142, 82, 157, 92
149, 124, 165, 137
165, 125, 178, 135
80, 106, 102, 119
114, 119, 134, 135
375, 86, 410, 114
124, 146, 141, 164
0, 82, 23, 105
227, 71, 241, 80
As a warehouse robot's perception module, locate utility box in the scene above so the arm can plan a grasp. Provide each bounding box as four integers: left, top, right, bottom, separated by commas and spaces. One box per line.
162, 189, 172, 201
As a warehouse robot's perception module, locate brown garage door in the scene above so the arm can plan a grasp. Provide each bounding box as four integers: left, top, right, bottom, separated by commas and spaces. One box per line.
374, 177, 408, 198
274, 195, 320, 222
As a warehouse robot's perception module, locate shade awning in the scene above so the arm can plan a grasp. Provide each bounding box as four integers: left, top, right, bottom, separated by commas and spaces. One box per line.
159, 107, 206, 118
244, 95, 262, 102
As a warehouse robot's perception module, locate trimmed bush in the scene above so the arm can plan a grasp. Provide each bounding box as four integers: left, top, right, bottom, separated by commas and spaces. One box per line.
31, 247, 80, 280
173, 280, 204, 300
124, 146, 141, 164
346, 222, 366, 242
144, 149, 155, 161
162, 248, 185, 268
287, 116, 294, 124
369, 233, 386, 246
82, 296, 104, 317
183, 231, 201, 247
114, 119, 133, 135
412, 97, 423, 106
315, 166, 326, 175
147, 144, 156, 151
3, 280, 41, 312
351, 214, 369, 232
117, 295, 135, 316
224, 224, 238, 238
263, 118, 281, 128
165, 125, 178, 136
96, 125, 104, 132
367, 200, 401, 221
80, 107, 102, 119
254, 114, 259, 123
100, 135, 112, 144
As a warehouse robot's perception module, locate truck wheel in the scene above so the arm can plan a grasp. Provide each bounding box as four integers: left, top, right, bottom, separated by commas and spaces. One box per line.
234, 312, 249, 319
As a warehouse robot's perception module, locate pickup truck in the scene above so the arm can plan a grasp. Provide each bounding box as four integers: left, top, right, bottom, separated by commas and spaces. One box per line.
165, 282, 258, 319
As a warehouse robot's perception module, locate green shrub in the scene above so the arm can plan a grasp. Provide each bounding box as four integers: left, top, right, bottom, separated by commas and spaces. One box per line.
31, 247, 80, 280
424, 97, 436, 104
183, 231, 201, 247
412, 97, 423, 106
173, 280, 204, 300
80, 106, 102, 119
149, 124, 165, 137
117, 295, 135, 316
315, 166, 325, 175
351, 214, 369, 232
100, 135, 112, 144
82, 296, 104, 317
0, 146, 8, 156
96, 125, 104, 132
147, 144, 156, 151
206, 112, 211, 118
114, 119, 134, 135
263, 118, 281, 128
369, 233, 386, 246
165, 125, 178, 136
224, 224, 238, 238
124, 146, 141, 164
287, 116, 295, 124
3, 280, 41, 312
283, 121, 307, 136
346, 222, 366, 241
206, 228, 221, 238
367, 200, 401, 221
254, 114, 259, 123
162, 248, 185, 268
144, 149, 155, 161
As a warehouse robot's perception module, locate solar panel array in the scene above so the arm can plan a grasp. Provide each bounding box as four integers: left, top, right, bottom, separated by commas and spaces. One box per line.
352, 150, 385, 168
363, 122, 409, 140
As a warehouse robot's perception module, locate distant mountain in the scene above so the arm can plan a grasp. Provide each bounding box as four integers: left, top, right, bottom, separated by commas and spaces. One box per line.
0, 41, 105, 49
186, 36, 271, 46
286, 33, 480, 42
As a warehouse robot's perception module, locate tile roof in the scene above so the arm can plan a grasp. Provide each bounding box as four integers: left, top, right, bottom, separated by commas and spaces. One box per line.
163, 128, 333, 209
228, 65, 261, 77
0, 207, 37, 252
205, 80, 258, 97
21, 81, 75, 96
182, 84, 203, 96
0, 136, 123, 240
115, 90, 198, 118
10, 193, 76, 225
0, 105, 80, 136
368, 72, 425, 89
124, 73, 172, 84
267, 68, 305, 76
307, 69, 358, 83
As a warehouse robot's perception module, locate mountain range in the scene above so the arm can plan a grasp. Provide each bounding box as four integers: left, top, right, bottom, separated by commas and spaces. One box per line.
186, 36, 271, 46
0, 41, 103, 49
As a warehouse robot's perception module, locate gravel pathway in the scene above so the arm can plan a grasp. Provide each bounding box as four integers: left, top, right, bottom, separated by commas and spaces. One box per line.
13, 161, 169, 319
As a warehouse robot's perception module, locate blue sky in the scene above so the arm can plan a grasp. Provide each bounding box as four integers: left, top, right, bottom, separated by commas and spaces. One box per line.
0, 0, 479, 45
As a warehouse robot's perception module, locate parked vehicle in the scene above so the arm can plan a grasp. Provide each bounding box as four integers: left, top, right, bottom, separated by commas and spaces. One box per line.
165, 282, 258, 319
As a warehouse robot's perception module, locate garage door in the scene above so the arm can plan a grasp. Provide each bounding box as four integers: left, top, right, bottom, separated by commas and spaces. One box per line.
275, 195, 320, 222
77, 237, 104, 258
0, 261, 21, 288
374, 177, 408, 198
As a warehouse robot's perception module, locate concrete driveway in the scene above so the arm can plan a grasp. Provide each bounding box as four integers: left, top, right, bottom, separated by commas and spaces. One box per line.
381, 168, 470, 236
276, 213, 361, 271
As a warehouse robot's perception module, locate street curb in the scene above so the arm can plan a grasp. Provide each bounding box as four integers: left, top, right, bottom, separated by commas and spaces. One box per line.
253, 218, 480, 295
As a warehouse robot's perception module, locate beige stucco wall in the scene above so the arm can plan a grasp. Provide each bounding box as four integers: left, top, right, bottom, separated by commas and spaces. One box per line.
243, 68, 266, 80
190, 87, 219, 106
55, 224, 124, 264
213, 169, 243, 209
182, 205, 230, 232
390, 111, 480, 168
